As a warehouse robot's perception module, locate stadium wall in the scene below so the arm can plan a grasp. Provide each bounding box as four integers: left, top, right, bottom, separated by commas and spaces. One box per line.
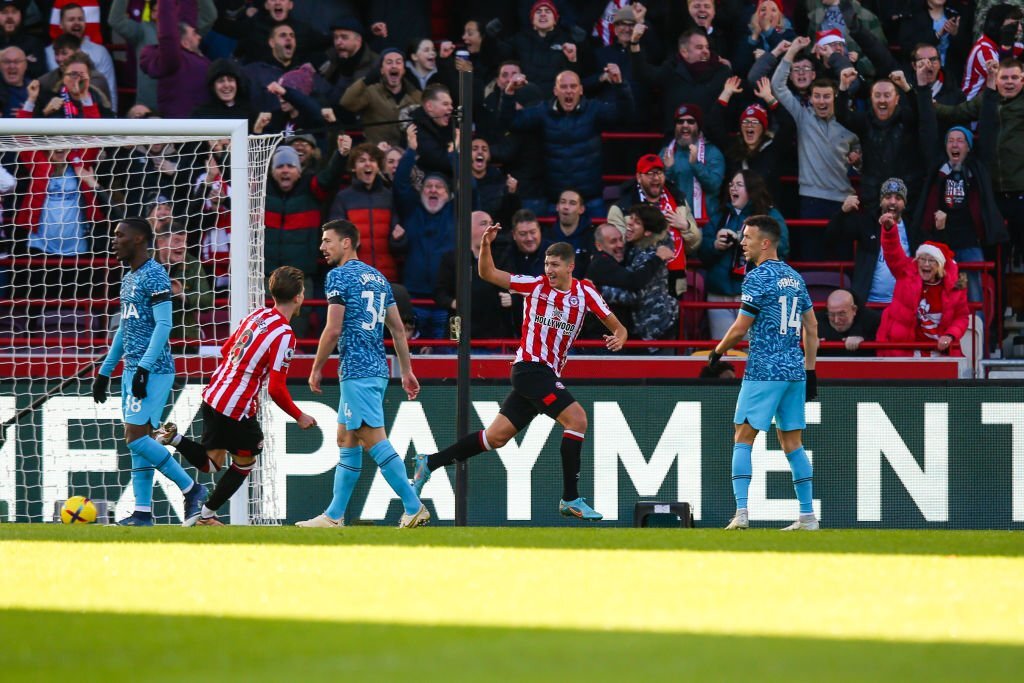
2, 380, 1023, 529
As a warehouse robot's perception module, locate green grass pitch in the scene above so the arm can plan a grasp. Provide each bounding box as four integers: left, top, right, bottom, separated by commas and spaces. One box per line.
1, 526, 1021, 681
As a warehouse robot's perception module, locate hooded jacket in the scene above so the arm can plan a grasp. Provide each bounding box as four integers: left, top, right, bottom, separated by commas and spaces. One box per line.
191, 59, 257, 128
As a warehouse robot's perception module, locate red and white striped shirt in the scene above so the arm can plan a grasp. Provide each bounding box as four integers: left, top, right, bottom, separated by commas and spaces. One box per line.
510, 275, 612, 376
963, 35, 1024, 101
203, 308, 296, 420
50, 0, 103, 44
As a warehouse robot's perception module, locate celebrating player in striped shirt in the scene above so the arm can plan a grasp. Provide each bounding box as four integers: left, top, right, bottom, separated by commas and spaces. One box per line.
412, 223, 628, 521
155, 266, 317, 526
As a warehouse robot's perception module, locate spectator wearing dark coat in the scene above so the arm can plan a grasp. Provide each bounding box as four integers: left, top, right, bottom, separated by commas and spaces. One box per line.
816, 288, 881, 356
139, 0, 210, 119
897, 0, 972, 87
328, 142, 401, 283
584, 222, 675, 338
0, 0, 46, 78
408, 84, 455, 179
391, 142, 456, 339
0, 45, 28, 116
914, 121, 1008, 308
214, 0, 328, 65
495, 0, 588, 94
587, 5, 655, 127
825, 178, 916, 305
470, 137, 521, 232
244, 22, 323, 116
835, 66, 933, 214
629, 27, 732, 130
316, 17, 378, 114
191, 58, 257, 129
435, 210, 517, 341
501, 68, 632, 216
545, 188, 595, 277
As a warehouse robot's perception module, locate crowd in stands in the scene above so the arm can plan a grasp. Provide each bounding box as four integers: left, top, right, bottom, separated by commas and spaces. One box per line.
1, 0, 1023, 362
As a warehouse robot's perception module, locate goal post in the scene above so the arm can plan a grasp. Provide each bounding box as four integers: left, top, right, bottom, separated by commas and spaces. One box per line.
0, 119, 281, 524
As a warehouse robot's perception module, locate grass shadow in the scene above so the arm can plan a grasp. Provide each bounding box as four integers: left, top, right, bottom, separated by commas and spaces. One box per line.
0, 608, 1019, 681
1, 525, 1023, 557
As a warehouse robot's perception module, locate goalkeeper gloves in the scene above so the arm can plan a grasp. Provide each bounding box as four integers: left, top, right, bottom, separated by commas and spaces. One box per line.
132, 366, 150, 399
805, 370, 818, 401
92, 374, 110, 404
707, 349, 723, 367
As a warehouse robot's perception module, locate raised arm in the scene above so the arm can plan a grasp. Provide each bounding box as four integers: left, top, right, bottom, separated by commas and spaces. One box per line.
478, 223, 512, 289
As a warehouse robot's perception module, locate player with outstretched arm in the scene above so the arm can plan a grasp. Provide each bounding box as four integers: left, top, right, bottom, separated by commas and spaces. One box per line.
296, 220, 428, 528
707, 214, 820, 531
155, 266, 318, 525
92, 218, 208, 526
412, 223, 628, 521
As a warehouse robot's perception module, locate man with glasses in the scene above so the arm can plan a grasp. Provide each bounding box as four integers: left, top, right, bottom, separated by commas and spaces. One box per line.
815, 288, 879, 357
0, 45, 27, 115
910, 43, 964, 106
0, 0, 44, 77
607, 153, 701, 294
660, 103, 725, 223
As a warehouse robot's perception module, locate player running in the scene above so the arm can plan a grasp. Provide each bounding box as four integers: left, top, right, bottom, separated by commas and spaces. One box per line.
296, 220, 427, 528
707, 214, 820, 531
92, 218, 207, 526
412, 224, 628, 521
155, 266, 318, 525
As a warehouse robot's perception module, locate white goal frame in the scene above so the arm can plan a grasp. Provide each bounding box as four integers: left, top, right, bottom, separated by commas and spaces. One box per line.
0, 119, 273, 524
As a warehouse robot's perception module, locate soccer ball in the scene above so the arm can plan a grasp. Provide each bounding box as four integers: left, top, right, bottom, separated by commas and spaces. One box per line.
61, 496, 98, 525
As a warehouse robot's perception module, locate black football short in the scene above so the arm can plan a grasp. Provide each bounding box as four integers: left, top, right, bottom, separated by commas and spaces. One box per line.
199, 402, 264, 457
499, 362, 576, 430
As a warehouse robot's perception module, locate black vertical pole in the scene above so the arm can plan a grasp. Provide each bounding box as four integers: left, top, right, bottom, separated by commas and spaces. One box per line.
454, 64, 474, 526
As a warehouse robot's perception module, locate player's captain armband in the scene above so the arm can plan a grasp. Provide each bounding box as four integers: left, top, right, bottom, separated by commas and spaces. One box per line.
326, 289, 343, 305
739, 293, 759, 317
150, 289, 172, 304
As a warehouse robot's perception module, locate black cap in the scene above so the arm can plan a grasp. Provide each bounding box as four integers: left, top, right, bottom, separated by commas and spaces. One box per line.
330, 16, 365, 35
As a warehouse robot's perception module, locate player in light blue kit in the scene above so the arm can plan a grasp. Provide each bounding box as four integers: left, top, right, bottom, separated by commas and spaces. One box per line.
91, 218, 207, 526
707, 214, 820, 531
296, 219, 428, 528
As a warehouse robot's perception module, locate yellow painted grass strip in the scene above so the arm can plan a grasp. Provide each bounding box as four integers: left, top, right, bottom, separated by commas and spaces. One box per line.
1, 541, 1021, 645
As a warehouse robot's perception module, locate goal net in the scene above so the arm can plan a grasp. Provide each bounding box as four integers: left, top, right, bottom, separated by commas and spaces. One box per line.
0, 119, 281, 525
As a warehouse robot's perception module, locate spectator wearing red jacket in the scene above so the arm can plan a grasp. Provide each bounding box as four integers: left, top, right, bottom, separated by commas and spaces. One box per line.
327, 142, 401, 282
877, 217, 970, 357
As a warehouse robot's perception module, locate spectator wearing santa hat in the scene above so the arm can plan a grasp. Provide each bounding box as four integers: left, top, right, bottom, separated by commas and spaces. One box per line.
877, 214, 970, 358
805, 0, 887, 76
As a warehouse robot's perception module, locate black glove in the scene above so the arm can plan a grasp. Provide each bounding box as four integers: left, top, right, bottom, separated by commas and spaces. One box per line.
707, 349, 723, 367
92, 374, 110, 404
363, 69, 380, 86
805, 369, 818, 401
132, 366, 150, 399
